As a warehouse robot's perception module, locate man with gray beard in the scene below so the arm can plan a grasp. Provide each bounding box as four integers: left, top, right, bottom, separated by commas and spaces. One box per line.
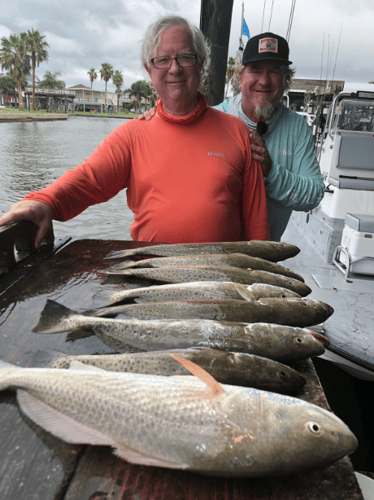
214, 33, 324, 241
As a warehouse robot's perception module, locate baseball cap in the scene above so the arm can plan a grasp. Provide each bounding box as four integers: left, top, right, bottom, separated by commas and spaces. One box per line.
242, 32, 292, 65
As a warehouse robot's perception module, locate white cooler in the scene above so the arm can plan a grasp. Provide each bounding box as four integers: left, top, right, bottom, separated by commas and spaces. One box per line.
333, 213, 374, 276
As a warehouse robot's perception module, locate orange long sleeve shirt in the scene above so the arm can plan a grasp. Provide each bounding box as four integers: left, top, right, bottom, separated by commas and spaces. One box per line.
25, 97, 269, 243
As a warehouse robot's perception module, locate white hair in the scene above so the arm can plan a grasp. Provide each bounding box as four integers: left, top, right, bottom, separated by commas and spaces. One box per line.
140, 16, 211, 93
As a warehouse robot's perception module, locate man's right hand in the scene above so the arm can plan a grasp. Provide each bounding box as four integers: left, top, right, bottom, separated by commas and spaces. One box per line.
0, 200, 53, 249
137, 108, 156, 120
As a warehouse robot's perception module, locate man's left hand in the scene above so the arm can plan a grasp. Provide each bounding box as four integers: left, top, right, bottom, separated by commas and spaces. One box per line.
248, 129, 272, 177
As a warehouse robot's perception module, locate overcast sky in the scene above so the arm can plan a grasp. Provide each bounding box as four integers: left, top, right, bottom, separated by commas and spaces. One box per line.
1, 0, 373, 93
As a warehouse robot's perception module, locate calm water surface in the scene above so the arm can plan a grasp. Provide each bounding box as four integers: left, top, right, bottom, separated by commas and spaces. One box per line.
0, 116, 134, 240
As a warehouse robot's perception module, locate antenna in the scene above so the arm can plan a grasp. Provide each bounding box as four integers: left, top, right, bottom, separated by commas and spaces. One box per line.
261, 0, 267, 33
268, 0, 275, 31
332, 24, 343, 83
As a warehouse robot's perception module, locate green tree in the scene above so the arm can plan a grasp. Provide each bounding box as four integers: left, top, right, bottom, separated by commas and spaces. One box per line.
24, 29, 49, 110
100, 63, 113, 91
0, 33, 30, 110
39, 71, 65, 89
128, 80, 151, 113
100, 63, 113, 111
88, 68, 97, 89
112, 70, 123, 92
112, 70, 123, 110
0, 74, 17, 104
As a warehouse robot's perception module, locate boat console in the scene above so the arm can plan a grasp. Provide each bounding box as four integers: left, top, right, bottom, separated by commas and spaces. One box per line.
295, 84, 374, 275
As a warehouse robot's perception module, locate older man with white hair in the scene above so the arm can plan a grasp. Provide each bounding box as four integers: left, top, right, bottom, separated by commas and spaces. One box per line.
0, 16, 269, 246
214, 32, 325, 241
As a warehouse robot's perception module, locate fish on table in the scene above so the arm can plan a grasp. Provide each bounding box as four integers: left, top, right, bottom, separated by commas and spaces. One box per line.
105, 240, 300, 262
33, 300, 327, 361
94, 297, 333, 328
0, 358, 357, 477
103, 266, 311, 297
111, 253, 305, 282
50, 347, 307, 393
93, 281, 301, 308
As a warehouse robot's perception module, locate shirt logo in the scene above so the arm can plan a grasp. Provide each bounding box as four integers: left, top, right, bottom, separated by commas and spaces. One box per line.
259, 38, 278, 54
208, 152, 226, 158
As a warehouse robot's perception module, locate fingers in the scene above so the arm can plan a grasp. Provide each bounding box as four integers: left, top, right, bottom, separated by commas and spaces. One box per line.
247, 129, 272, 176
0, 200, 53, 249
35, 221, 52, 249
138, 108, 156, 121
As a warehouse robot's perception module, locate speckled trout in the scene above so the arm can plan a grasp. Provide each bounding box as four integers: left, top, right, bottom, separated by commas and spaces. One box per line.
106, 241, 300, 262
0, 359, 357, 477
34, 300, 327, 361
103, 266, 311, 297
112, 253, 305, 282
95, 297, 333, 328
93, 282, 300, 308
50, 347, 306, 393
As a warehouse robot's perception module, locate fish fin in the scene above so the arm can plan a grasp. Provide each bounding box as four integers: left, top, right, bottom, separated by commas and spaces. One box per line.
68, 360, 106, 372
32, 300, 80, 334
105, 249, 138, 260
17, 390, 114, 446
170, 354, 224, 397
234, 284, 256, 301
113, 447, 188, 469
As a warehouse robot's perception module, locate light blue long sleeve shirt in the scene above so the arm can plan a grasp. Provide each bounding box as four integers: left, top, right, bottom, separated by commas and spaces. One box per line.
213, 94, 325, 241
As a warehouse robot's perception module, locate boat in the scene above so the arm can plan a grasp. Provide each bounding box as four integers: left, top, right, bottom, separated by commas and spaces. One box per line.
0, 9, 365, 498
289, 82, 374, 380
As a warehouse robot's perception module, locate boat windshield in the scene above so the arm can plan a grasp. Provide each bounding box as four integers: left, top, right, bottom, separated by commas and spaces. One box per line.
333, 99, 374, 132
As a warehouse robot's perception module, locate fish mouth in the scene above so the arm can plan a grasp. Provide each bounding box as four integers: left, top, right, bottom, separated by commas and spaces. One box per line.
307, 330, 330, 347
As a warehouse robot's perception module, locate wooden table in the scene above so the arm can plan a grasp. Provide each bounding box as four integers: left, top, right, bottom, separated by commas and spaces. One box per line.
0, 223, 363, 499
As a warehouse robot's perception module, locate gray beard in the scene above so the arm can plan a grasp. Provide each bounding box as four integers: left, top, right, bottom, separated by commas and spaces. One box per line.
254, 102, 275, 121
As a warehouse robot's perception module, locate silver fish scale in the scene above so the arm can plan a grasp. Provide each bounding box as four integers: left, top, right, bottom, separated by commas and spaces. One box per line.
10, 368, 232, 462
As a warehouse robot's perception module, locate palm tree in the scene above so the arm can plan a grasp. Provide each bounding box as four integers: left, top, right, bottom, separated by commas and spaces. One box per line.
100, 63, 113, 111
24, 29, 49, 110
225, 57, 236, 99
88, 68, 97, 89
0, 33, 30, 110
112, 70, 123, 110
39, 71, 65, 90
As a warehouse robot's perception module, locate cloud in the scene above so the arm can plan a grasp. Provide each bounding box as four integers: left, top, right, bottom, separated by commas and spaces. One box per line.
0, 25, 12, 39
44, 32, 83, 53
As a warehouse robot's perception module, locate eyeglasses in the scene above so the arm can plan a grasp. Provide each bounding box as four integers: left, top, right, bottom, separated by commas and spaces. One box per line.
256, 121, 268, 137
150, 54, 198, 69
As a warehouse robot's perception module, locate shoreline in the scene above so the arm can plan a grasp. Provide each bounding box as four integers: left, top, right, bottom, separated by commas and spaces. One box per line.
0, 111, 136, 122
0, 112, 68, 122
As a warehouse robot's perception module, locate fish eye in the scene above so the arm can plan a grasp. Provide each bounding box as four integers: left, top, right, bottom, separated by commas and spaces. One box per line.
294, 336, 304, 344
279, 370, 287, 379
306, 421, 323, 436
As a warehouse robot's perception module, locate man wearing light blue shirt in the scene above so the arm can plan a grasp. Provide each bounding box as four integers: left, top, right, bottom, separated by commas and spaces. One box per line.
214, 32, 324, 241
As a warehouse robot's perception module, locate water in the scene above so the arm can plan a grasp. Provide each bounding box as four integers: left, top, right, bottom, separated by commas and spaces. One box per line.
0, 116, 135, 240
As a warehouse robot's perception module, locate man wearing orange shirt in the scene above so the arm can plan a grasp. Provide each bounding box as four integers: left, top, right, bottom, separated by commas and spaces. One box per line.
0, 16, 269, 246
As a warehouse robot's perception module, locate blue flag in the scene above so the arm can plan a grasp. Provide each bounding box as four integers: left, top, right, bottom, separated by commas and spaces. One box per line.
242, 19, 250, 38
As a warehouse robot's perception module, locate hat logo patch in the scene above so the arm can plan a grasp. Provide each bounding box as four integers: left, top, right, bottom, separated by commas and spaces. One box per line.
258, 38, 278, 54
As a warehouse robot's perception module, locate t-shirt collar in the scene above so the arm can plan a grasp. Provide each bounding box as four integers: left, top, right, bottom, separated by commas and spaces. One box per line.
156, 93, 207, 124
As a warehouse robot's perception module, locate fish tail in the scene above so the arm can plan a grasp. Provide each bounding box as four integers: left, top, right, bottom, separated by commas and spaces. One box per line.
32, 300, 78, 334
0, 360, 18, 390
92, 289, 122, 307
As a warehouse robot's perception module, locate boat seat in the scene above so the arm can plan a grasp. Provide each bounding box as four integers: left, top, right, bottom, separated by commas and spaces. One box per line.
345, 213, 374, 233
328, 176, 374, 190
